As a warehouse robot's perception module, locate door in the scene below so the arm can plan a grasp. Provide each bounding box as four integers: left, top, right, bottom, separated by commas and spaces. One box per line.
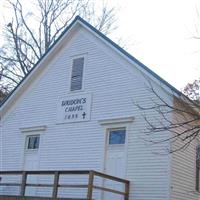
23, 135, 40, 196
103, 128, 127, 200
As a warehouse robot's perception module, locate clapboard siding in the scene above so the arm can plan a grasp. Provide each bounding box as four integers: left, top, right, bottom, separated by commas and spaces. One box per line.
170, 139, 198, 200
1, 26, 172, 199
170, 98, 199, 200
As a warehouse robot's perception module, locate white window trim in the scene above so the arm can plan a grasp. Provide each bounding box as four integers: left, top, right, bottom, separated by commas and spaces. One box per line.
99, 116, 134, 125
69, 53, 88, 93
25, 134, 40, 151
20, 125, 47, 133
107, 127, 126, 146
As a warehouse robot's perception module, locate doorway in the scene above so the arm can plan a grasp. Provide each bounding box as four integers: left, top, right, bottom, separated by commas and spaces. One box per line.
103, 128, 127, 200
23, 135, 40, 196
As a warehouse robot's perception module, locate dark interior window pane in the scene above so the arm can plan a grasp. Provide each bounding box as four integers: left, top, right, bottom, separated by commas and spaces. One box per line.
27, 136, 40, 149
28, 138, 32, 149
34, 137, 40, 149
109, 129, 126, 145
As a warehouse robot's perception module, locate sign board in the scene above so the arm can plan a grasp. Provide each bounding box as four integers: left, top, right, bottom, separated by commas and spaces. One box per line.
57, 94, 92, 123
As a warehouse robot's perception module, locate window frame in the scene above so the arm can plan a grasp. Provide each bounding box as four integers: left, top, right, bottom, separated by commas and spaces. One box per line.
69, 54, 87, 93
107, 128, 126, 146
26, 135, 40, 151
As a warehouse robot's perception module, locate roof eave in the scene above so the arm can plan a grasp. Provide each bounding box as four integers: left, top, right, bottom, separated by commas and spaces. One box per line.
1, 16, 187, 115
0, 16, 82, 114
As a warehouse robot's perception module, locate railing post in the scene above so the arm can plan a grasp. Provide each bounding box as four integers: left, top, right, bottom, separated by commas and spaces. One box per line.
87, 171, 94, 200
125, 181, 130, 200
20, 171, 27, 196
52, 171, 59, 198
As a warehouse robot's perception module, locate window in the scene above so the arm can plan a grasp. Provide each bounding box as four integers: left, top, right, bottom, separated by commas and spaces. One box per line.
108, 129, 126, 145
196, 145, 200, 191
26, 135, 40, 150
70, 57, 84, 91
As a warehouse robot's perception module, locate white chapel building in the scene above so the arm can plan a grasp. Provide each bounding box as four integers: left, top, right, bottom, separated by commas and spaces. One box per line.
0, 16, 199, 200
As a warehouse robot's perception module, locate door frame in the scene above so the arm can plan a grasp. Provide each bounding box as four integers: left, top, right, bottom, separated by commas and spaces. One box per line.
103, 126, 128, 178
22, 133, 41, 170
20, 126, 46, 196
99, 117, 134, 200
20, 125, 46, 170
99, 116, 134, 177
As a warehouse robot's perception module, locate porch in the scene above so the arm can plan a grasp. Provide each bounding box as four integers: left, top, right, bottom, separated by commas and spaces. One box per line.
0, 170, 130, 200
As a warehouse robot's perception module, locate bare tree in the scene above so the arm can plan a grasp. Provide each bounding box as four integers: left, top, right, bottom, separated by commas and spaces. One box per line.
0, 0, 117, 94
136, 81, 200, 153
0, 90, 8, 102
183, 78, 200, 104
136, 4, 200, 152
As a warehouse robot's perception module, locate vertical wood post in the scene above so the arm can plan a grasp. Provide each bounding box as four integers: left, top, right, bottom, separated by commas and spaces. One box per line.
52, 171, 59, 198
20, 171, 27, 196
87, 171, 94, 200
196, 164, 199, 191
125, 181, 130, 200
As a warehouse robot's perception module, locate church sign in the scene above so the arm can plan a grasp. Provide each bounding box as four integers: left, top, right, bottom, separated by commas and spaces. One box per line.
57, 94, 92, 123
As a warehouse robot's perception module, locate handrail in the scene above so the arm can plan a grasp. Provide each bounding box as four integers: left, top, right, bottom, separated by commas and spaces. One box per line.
92, 170, 129, 184
0, 170, 90, 175
0, 170, 130, 200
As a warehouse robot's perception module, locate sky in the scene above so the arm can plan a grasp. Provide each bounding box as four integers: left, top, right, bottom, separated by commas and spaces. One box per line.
0, 0, 200, 90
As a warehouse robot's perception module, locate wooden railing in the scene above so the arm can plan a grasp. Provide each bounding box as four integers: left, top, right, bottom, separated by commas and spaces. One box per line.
0, 170, 130, 200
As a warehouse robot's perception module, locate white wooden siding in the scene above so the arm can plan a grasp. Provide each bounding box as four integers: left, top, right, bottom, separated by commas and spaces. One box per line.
170, 100, 200, 200
1, 26, 174, 200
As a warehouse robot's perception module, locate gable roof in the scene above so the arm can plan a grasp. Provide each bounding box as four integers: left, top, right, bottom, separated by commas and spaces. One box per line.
0, 15, 183, 111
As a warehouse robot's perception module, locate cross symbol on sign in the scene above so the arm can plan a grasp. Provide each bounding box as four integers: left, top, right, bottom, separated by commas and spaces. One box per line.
82, 112, 86, 119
